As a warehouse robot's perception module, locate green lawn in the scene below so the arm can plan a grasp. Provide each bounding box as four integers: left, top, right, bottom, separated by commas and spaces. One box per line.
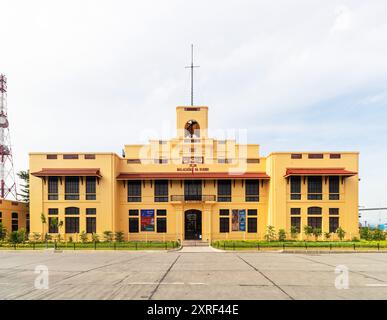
0, 241, 179, 251
212, 240, 387, 251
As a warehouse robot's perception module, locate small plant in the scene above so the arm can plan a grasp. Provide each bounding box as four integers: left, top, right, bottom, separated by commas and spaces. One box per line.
303, 225, 313, 240
92, 233, 100, 243
68, 236, 73, 243
8, 231, 24, 244
115, 231, 124, 242
278, 229, 286, 242
57, 233, 62, 242
290, 226, 299, 240
324, 232, 331, 240
336, 227, 346, 241
312, 228, 322, 241
264, 225, 276, 242
80, 231, 88, 243
103, 231, 113, 242
0, 222, 7, 241
32, 232, 41, 242
45, 234, 52, 241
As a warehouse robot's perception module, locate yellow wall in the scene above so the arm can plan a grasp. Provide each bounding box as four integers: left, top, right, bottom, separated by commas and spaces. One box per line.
0, 199, 28, 234
29, 106, 360, 241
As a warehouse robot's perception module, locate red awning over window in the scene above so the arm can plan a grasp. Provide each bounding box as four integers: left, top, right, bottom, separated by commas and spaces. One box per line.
117, 172, 270, 180
284, 168, 357, 178
32, 168, 102, 178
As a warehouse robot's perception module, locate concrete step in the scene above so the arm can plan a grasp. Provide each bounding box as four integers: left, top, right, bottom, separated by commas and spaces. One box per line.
182, 240, 210, 247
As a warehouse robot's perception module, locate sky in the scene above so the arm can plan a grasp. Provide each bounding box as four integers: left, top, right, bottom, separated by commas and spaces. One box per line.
0, 0, 386, 224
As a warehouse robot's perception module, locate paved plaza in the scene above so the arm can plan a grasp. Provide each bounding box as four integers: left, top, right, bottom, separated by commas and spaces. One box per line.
0, 250, 386, 300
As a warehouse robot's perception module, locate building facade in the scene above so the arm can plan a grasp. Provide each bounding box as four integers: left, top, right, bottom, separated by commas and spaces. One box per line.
0, 199, 29, 234
29, 106, 359, 241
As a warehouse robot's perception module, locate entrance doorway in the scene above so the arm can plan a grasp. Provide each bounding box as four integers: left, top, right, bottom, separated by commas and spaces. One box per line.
184, 210, 202, 240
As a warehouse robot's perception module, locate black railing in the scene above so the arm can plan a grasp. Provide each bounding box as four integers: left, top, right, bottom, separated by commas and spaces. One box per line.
170, 195, 216, 202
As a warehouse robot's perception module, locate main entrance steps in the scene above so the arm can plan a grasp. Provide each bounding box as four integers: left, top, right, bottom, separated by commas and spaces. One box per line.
181, 240, 209, 247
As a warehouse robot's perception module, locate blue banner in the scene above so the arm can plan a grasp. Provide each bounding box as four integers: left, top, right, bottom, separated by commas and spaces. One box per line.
239, 209, 246, 231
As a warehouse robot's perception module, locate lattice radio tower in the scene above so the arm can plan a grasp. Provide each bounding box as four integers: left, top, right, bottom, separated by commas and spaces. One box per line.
0, 74, 17, 200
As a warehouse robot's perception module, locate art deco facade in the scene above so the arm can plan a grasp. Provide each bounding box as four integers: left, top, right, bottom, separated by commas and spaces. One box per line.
29, 106, 359, 241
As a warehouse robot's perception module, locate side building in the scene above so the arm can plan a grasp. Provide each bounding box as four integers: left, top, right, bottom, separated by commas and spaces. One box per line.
29, 106, 359, 241
0, 199, 29, 235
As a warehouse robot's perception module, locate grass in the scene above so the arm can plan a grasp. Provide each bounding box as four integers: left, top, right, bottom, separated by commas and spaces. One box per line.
0, 241, 179, 251
212, 240, 387, 251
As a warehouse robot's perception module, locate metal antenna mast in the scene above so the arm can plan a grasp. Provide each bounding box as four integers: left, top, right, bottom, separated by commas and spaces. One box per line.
185, 44, 200, 106
0, 74, 17, 200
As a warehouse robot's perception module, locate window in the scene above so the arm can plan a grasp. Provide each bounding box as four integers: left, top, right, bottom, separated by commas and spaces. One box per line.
329, 217, 339, 233
329, 208, 339, 215
290, 176, 301, 200
154, 159, 168, 164
291, 208, 301, 215
245, 180, 259, 202
26, 214, 30, 233
246, 158, 260, 163
308, 217, 322, 229
48, 177, 59, 200
247, 209, 257, 216
65, 217, 79, 233
129, 218, 139, 233
46, 154, 58, 159
247, 218, 257, 233
308, 154, 323, 159
308, 207, 322, 215
86, 177, 97, 200
157, 209, 167, 216
84, 154, 96, 160
63, 154, 79, 159
48, 208, 58, 215
155, 180, 168, 202
308, 176, 322, 200
291, 154, 302, 159
157, 218, 167, 233
65, 207, 80, 215
184, 180, 202, 201
65, 177, 79, 200
11, 212, 18, 232
217, 180, 231, 202
329, 176, 340, 200
86, 217, 96, 233
86, 208, 96, 215
219, 217, 229, 233
48, 217, 58, 233
219, 209, 229, 216
291, 217, 301, 233
129, 209, 139, 216
128, 181, 141, 202
330, 154, 341, 159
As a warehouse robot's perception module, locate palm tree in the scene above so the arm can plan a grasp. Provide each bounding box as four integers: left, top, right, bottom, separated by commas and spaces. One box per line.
40, 213, 46, 241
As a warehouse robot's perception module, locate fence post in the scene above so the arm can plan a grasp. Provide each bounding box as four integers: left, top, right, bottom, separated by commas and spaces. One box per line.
94, 241, 97, 250
73, 242, 75, 250
305, 242, 307, 250
14, 243, 16, 250
283, 243, 285, 251
233, 242, 235, 251
135, 242, 138, 250
330, 243, 332, 251
54, 240, 57, 250
165, 242, 167, 250
378, 243, 380, 251
353, 243, 356, 251
258, 243, 260, 251
114, 242, 116, 250
33, 242, 35, 250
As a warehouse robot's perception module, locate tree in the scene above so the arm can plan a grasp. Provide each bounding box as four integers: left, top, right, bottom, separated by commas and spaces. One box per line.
312, 228, 322, 241
264, 225, 276, 242
40, 213, 47, 240
278, 229, 286, 242
103, 231, 113, 242
50, 217, 58, 232
115, 231, 124, 242
80, 231, 88, 243
303, 225, 313, 240
17, 170, 29, 205
0, 222, 7, 241
372, 228, 386, 241
360, 227, 371, 240
336, 227, 346, 241
290, 226, 299, 240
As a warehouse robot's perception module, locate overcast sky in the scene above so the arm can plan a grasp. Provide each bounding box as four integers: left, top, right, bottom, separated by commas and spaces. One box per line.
0, 0, 386, 224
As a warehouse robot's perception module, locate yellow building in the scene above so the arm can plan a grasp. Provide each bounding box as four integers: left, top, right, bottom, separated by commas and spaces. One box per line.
29, 106, 359, 241
0, 199, 29, 234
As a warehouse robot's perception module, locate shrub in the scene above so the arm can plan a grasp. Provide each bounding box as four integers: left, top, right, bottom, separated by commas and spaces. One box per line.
360, 227, 371, 240
92, 233, 100, 243
303, 225, 313, 240
372, 229, 386, 241
68, 236, 73, 243
115, 231, 124, 242
278, 229, 286, 242
312, 228, 322, 241
324, 232, 331, 240
264, 225, 276, 242
8, 230, 25, 244
0, 222, 7, 241
80, 231, 88, 243
103, 231, 113, 242
290, 226, 299, 240
336, 227, 346, 241
32, 232, 41, 242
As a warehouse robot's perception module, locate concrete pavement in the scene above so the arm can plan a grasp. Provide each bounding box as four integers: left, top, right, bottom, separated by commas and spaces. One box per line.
0, 250, 386, 300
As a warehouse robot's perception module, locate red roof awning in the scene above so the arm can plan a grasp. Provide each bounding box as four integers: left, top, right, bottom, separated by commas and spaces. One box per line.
284, 168, 357, 178
32, 168, 102, 178
117, 172, 270, 180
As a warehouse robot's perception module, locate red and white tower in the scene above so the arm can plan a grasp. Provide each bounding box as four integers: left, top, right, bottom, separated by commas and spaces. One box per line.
0, 74, 17, 200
